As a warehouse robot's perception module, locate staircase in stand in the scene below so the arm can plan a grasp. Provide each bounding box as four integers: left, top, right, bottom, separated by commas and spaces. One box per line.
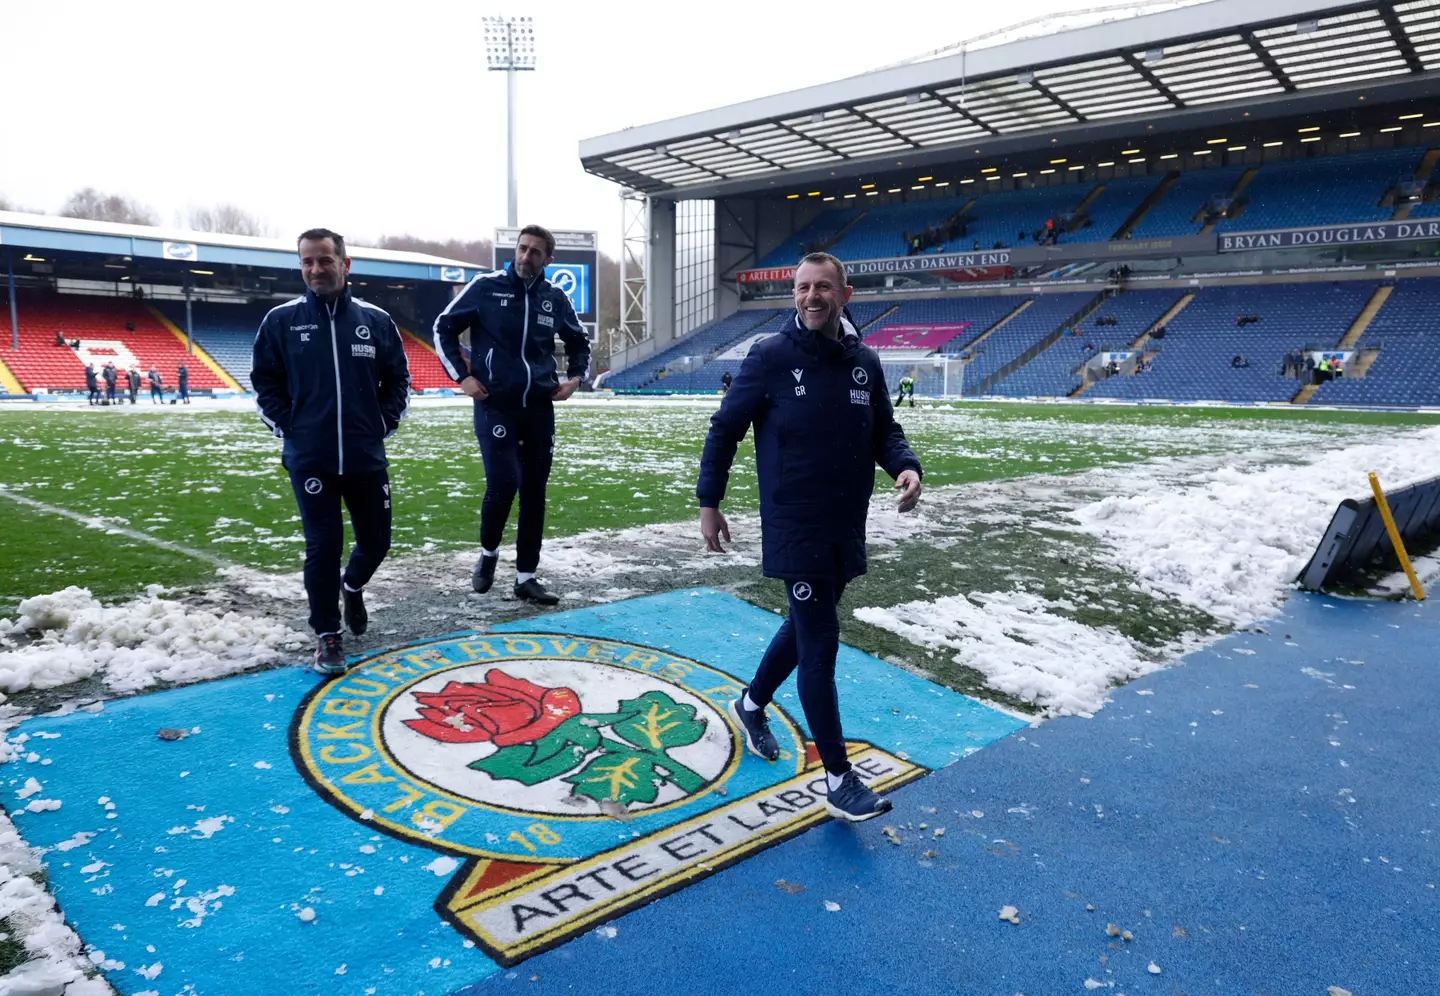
1068, 291, 1194, 398
1113, 172, 1179, 240
1199, 168, 1259, 234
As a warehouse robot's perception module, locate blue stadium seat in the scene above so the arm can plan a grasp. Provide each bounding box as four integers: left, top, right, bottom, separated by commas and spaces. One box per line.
1216, 148, 1423, 232
991, 289, 1186, 397
1310, 278, 1440, 407
1083, 282, 1376, 403
154, 300, 274, 391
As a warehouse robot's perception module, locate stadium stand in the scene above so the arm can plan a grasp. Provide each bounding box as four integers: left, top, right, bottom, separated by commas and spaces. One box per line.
1064, 176, 1164, 243
942, 186, 1092, 253
864, 297, 1020, 353
757, 208, 863, 268
605, 310, 784, 390
1216, 148, 1423, 232
1126, 166, 1248, 239
990, 289, 1186, 397
1083, 282, 1377, 403
827, 201, 967, 261
1310, 278, 1440, 407
154, 300, 270, 392
1, 293, 231, 393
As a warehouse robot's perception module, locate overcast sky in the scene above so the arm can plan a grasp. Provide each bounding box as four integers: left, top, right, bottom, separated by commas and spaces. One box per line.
2, 0, 1198, 256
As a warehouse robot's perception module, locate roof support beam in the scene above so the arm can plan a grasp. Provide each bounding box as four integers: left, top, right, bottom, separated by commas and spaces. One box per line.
1376, 2, 1427, 75
1121, 51, 1185, 108
928, 91, 998, 137
848, 107, 920, 150
1243, 31, 1297, 92
773, 120, 849, 160
1024, 76, 1087, 122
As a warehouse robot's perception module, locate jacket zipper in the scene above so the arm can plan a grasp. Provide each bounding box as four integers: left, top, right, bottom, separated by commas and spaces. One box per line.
485, 347, 494, 381
328, 300, 344, 475
520, 280, 533, 408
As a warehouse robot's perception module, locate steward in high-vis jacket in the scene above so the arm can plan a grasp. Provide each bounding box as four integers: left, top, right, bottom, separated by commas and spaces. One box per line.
251, 228, 411, 674
697, 251, 922, 824
432, 224, 591, 606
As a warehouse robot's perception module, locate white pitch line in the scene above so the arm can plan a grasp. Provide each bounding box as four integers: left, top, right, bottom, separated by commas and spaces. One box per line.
0, 485, 235, 569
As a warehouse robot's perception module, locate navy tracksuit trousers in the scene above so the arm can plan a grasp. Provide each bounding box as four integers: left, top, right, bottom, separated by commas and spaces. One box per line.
473, 399, 554, 574
747, 574, 851, 776
288, 468, 392, 634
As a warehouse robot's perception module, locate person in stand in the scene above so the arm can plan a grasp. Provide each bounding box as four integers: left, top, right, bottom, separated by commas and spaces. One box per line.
251, 227, 411, 675
720, 369, 733, 394
698, 251, 923, 823
177, 361, 190, 403
148, 366, 164, 404
54, 330, 65, 347
127, 366, 141, 404
433, 224, 591, 605
895, 373, 916, 407
85, 364, 100, 405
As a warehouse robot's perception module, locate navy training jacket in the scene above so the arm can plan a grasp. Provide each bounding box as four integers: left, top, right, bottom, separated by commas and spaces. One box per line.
431, 263, 591, 408
696, 312, 922, 583
250, 287, 411, 475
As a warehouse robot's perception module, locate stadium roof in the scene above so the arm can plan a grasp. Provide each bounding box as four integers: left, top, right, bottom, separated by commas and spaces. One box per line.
0, 211, 481, 282
580, 0, 1440, 199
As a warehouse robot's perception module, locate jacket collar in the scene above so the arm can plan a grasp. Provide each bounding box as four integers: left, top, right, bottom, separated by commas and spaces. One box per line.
784, 310, 861, 359
505, 261, 549, 294
304, 285, 353, 311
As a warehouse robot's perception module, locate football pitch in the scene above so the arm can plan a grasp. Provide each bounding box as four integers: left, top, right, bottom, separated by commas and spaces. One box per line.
2, 398, 1437, 712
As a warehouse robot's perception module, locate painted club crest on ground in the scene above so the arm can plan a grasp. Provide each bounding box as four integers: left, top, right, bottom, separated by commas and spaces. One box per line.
293, 633, 923, 964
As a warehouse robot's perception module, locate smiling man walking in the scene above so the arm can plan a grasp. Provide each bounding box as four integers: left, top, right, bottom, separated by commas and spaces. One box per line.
697, 251, 922, 822
433, 225, 590, 606
251, 228, 411, 675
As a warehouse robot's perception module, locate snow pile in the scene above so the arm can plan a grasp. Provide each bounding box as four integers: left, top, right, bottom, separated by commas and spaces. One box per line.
0, 585, 307, 695
0, 810, 116, 995
855, 590, 1168, 716
1069, 426, 1440, 627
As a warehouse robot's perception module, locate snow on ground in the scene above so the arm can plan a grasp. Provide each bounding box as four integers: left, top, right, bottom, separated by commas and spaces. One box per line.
0, 585, 307, 700
1068, 425, 1440, 627
855, 591, 1186, 717
0, 809, 116, 995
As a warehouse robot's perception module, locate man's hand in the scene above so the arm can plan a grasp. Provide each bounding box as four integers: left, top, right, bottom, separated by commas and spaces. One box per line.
551, 377, 581, 402
895, 469, 922, 513
700, 506, 731, 553
458, 376, 489, 401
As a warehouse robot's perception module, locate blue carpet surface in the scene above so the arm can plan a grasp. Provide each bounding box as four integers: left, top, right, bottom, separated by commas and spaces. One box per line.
462, 592, 1439, 996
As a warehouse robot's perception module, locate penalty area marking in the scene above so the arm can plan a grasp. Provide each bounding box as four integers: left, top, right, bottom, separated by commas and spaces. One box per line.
0, 484, 236, 570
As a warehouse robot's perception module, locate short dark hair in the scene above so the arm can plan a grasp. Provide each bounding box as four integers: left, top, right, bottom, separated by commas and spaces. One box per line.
518, 224, 555, 257
797, 251, 847, 286
297, 228, 346, 258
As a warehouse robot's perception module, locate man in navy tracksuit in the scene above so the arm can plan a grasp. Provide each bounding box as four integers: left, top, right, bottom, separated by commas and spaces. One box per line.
251, 228, 411, 674
697, 251, 923, 822
433, 225, 590, 605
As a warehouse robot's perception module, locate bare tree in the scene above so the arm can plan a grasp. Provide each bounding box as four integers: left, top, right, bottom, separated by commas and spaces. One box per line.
60, 188, 158, 226
373, 234, 493, 267
188, 203, 273, 237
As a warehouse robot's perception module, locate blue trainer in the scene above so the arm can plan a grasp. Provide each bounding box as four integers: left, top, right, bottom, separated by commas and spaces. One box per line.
728, 694, 780, 761
825, 770, 893, 822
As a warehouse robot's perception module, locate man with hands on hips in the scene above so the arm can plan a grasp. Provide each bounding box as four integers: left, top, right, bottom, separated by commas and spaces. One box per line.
433, 225, 589, 606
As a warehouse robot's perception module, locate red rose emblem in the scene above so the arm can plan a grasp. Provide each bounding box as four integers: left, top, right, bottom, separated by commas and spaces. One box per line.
403, 669, 581, 745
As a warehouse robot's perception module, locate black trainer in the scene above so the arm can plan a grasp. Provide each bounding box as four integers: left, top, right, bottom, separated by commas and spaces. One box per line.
342, 586, 368, 636
312, 633, 346, 677
513, 578, 559, 605
825, 770, 893, 823
728, 694, 780, 761
471, 554, 499, 594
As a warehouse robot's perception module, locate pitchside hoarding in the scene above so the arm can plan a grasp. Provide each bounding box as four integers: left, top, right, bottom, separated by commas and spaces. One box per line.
495, 227, 598, 328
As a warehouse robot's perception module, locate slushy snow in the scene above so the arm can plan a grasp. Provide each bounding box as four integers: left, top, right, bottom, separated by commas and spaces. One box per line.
0, 585, 307, 695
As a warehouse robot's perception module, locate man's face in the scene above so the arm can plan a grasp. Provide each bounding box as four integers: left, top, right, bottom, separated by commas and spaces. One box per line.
299, 237, 350, 296
514, 234, 553, 281
793, 259, 852, 332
